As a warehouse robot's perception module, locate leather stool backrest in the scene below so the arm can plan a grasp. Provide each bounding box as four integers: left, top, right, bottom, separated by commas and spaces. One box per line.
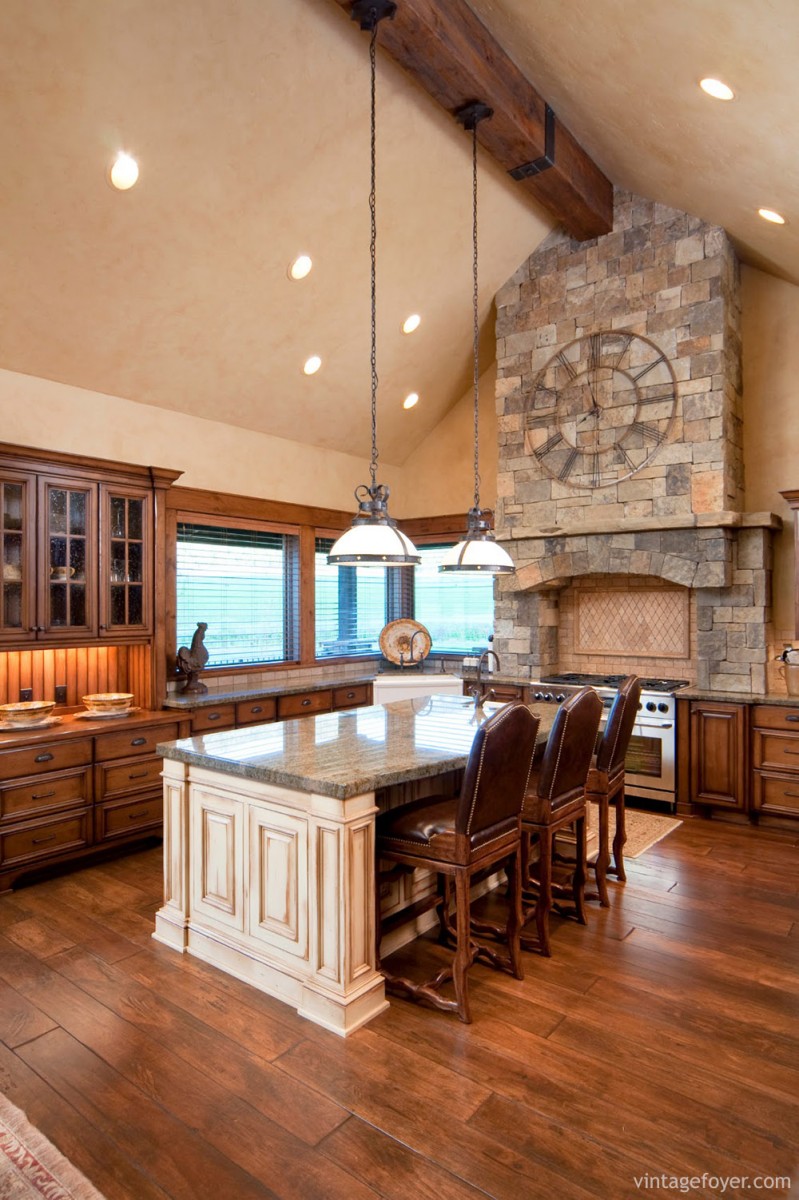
456, 703, 540, 837
536, 687, 603, 806
595, 675, 642, 775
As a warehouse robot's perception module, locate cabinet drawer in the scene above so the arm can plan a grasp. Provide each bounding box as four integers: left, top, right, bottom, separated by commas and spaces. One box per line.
0, 767, 92, 823
0, 738, 92, 781
96, 754, 162, 802
752, 772, 799, 817
191, 706, 236, 734
333, 684, 371, 710
0, 811, 91, 867
278, 690, 332, 719
752, 730, 799, 772
235, 698, 277, 726
751, 705, 799, 731
95, 795, 163, 842
487, 684, 526, 702
95, 723, 180, 761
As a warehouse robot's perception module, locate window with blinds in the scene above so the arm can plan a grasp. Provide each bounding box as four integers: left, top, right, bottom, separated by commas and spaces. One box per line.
176, 522, 299, 667
413, 544, 494, 653
315, 537, 389, 658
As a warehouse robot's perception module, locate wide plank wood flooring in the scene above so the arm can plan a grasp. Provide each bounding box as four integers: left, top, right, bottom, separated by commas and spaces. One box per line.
0, 816, 796, 1199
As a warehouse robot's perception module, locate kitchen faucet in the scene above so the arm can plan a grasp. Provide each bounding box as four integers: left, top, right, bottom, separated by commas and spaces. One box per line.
476, 648, 501, 687
467, 648, 500, 711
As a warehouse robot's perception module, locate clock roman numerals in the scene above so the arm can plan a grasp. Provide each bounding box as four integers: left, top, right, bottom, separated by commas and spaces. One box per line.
629, 353, 667, 383
558, 448, 580, 481
526, 408, 557, 429
589, 453, 601, 489
631, 419, 666, 443
554, 350, 578, 380
607, 332, 633, 369
533, 431, 564, 458
638, 388, 675, 405
587, 333, 602, 372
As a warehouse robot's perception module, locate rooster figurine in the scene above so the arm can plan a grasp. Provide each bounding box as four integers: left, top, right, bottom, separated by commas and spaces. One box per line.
177, 621, 209, 693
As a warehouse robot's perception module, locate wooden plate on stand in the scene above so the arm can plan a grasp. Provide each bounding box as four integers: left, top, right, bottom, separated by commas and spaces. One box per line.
379, 619, 432, 666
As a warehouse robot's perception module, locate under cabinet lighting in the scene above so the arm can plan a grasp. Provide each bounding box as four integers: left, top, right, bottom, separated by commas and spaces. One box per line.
109, 152, 139, 190
699, 78, 734, 101
758, 208, 786, 225
403, 392, 419, 409
288, 255, 313, 280
303, 355, 322, 375
401, 313, 421, 334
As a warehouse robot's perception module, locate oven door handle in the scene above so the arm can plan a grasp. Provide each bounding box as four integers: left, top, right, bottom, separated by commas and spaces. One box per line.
633, 721, 673, 732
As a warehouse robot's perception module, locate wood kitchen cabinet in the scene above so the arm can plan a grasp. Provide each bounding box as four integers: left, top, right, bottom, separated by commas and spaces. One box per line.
462, 680, 528, 703
689, 700, 748, 813
751, 704, 799, 820
184, 681, 373, 735
0, 444, 179, 648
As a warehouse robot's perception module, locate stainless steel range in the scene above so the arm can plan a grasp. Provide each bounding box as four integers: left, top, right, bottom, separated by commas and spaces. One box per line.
529, 672, 689, 810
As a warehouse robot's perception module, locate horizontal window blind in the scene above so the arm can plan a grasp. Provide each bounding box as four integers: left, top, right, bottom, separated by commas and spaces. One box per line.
315, 537, 388, 658
413, 544, 494, 654
177, 522, 298, 668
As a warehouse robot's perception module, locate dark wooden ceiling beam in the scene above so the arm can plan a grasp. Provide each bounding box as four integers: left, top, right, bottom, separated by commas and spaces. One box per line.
333, 0, 613, 240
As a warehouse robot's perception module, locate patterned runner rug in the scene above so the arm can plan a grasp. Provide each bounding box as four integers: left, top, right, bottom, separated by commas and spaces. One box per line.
0, 1096, 105, 1200
617, 807, 682, 858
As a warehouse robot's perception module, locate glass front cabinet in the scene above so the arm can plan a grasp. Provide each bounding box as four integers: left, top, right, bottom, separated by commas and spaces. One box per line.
0, 465, 155, 646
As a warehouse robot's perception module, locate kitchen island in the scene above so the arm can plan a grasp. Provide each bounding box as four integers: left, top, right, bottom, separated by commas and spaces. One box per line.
154, 694, 555, 1036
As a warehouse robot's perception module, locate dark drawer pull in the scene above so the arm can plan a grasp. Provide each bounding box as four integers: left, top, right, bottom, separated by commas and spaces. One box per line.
785, 749, 799, 757
346, 692, 355, 699
786, 714, 799, 722
32, 834, 56, 845
207, 713, 221, 721
34, 752, 54, 763
301, 698, 311, 706
251, 705, 263, 714
131, 737, 147, 746
32, 790, 56, 800
131, 809, 150, 819
128, 770, 149, 780
784, 791, 799, 799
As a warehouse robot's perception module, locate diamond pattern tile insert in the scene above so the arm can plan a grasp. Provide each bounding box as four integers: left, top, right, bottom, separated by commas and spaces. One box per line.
576, 589, 689, 659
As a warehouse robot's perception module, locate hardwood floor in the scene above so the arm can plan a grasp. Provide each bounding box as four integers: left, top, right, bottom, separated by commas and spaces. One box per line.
0, 817, 796, 1199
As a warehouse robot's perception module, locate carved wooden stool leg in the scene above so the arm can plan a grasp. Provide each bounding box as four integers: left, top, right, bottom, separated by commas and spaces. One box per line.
611, 785, 627, 882
573, 812, 587, 925
505, 845, 524, 981
452, 871, 473, 1023
521, 826, 553, 956
594, 795, 611, 907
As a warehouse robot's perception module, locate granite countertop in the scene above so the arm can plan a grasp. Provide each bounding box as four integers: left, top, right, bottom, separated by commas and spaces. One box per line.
0, 708, 180, 747
157, 694, 557, 800
674, 686, 799, 706
163, 670, 378, 710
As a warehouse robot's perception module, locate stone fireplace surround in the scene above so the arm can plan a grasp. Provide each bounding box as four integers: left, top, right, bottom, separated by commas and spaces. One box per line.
491, 190, 780, 693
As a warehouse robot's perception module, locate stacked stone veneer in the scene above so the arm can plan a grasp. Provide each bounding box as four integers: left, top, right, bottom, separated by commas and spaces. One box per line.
491, 189, 779, 693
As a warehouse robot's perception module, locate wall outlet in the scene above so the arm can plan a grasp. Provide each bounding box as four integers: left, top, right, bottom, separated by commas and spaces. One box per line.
55, 685, 67, 704
19, 688, 33, 702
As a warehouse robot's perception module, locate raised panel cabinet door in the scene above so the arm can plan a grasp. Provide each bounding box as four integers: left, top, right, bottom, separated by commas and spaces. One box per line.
248, 806, 308, 960
189, 785, 244, 933
0, 470, 36, 645
38, 476, 97, 639
99, 484, 152, 636
690, 702, 747, 810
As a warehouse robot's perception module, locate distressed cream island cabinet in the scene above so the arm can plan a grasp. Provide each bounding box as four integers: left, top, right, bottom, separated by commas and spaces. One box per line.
154, 695, 555, 1036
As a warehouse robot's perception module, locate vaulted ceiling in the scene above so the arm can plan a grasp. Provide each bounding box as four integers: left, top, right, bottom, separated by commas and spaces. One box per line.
2, 0, 796, 466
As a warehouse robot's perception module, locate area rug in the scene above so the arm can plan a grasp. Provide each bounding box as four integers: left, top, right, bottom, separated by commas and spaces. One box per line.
0, 1095, 105, 1200
606, 806, 682, 859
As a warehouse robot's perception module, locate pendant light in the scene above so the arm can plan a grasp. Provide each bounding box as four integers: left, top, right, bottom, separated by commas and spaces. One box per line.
440, 103, 515, 574
328, 2, 420, 568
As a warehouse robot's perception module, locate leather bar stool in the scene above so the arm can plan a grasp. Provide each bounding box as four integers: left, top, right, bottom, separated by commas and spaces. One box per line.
521, 686, 603, 957
585, 674, 642, 906
375, 702, 540, 1024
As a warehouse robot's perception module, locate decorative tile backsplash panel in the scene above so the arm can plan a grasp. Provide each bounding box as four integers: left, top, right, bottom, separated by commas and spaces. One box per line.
575, 588, 689, 659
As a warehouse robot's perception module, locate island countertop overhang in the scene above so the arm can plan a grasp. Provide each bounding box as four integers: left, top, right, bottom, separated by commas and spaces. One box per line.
157, 694, 557, 801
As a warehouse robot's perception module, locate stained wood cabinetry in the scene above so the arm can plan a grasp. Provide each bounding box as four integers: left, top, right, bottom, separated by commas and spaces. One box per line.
0, 713, 187, 893
187, 682, 372, 735
462, 680, 528, 703
688, 700, 748, 812
751, 705, 799, 819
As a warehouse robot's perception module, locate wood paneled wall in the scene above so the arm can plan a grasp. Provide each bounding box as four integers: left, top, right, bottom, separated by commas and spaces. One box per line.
0, 644, 152, 708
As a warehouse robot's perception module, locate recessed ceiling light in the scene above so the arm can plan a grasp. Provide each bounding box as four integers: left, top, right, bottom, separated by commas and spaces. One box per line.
403, 392, 419, 409
758, 208, 786, 225
401, 314, 421, 334
288, 255, 313, 281
699, 78, 734, 101
109, 152, 139, 190
303, 355, 322, 375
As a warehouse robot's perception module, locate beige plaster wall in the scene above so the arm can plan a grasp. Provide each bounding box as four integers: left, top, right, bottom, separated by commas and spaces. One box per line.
391, 363, 497, 518
0, 368, 403, 511
741, 267, 799, 639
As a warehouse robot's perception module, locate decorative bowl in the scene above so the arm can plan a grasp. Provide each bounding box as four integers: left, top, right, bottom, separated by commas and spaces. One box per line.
81, 692, 135, 715
50, 566, 76, 581
0, 700, 57, 726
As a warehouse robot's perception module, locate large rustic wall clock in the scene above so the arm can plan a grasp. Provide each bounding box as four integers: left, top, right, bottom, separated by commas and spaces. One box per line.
524, 330, 678, 489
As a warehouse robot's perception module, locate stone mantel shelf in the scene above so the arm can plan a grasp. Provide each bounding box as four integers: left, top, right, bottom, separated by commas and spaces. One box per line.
501, 510, 782, 544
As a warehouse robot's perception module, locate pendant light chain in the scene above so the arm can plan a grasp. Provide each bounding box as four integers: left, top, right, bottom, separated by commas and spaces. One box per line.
369, 16, 379, 493
471, 122, 481, 511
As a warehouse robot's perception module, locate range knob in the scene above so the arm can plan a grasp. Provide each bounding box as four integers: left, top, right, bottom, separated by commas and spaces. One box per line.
646, 701, 657, 711
533, 691, 544, 701
556, 692, 566, 703
544, 692, 554, 702
658, 702, 669, 713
